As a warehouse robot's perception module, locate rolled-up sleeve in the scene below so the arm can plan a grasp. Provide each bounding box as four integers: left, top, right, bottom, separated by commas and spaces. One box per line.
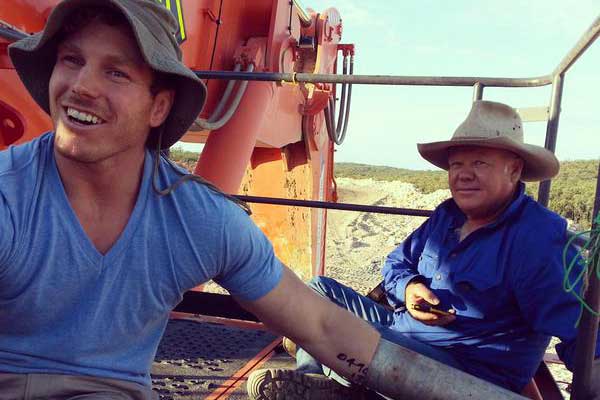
382, 217, 432, 307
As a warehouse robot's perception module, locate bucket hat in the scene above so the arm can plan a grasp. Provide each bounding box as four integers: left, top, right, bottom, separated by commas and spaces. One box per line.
417, 100, 559, 181
8, 0, 206, 149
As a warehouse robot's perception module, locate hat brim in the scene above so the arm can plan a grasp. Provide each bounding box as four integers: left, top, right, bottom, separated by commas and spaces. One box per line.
417, 136, 559, 182
8, 0, 206, 149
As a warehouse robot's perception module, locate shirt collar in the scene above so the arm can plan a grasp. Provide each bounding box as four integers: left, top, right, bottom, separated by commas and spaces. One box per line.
447, 181, 527, 230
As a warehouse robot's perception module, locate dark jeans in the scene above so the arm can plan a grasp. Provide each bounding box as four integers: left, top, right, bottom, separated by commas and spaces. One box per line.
296, 276, 465, 386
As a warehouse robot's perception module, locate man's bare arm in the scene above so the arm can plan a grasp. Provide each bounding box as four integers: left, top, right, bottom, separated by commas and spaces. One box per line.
237, 266, 380, 384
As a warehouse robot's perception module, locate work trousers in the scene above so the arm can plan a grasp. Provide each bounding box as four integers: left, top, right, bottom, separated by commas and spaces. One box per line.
296, 276, 466, 385
0, 373, 157, 400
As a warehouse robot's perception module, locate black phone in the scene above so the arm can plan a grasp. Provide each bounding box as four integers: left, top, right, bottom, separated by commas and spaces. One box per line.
412, 302, 454, 316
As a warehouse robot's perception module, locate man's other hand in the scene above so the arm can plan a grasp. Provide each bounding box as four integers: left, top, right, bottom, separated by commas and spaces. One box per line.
405, 281, 456, 326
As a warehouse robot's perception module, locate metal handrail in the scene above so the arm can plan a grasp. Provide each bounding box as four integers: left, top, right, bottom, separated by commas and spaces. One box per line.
553, 15, 600, 77
0, 21, 27, 42
193, 70, 554, 88
235, 195, 434, 217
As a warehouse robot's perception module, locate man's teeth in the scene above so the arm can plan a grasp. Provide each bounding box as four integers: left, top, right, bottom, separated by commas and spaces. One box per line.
66, 107, 103, 124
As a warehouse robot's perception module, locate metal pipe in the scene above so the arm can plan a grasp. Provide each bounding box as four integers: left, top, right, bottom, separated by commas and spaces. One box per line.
473, 82, 484, 101
553, 14, 600, 77
0, 26, 27, 42
537, 74, 564, 207
235, 195, 433, 217
0, 20, 28, 42
571, 161, 600, 400
193, 70, 553, 88
365, 338, 527, 399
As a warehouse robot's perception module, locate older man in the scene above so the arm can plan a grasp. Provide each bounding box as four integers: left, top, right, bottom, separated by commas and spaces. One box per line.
0, 1, 391, 398
248, 100, 600, 399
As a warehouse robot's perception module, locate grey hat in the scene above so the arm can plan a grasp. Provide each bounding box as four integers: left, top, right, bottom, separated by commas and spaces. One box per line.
8, 0, 206, 149
417, 101, 560, 182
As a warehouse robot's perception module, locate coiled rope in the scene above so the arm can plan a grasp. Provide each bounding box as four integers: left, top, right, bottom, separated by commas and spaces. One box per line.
563, 212, 600, 325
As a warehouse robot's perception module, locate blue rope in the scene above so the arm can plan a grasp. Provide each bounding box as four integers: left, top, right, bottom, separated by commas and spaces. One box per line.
563, 212, 600, 326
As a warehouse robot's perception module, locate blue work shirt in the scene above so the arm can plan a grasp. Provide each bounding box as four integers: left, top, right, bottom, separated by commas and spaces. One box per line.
382, 183, 599, 392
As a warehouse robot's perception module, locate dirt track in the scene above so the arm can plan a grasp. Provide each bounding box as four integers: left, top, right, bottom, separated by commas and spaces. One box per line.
324, 178, 450, 294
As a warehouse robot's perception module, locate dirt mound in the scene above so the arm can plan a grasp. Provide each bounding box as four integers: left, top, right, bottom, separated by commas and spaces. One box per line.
325, 178, 449, 294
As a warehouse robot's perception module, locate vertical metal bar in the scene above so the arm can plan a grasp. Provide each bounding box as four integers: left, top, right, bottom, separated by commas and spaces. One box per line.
593, 162, 600, 229
473, 82, 484, 101
571, 161, 600, 400
537, 74, 565, 206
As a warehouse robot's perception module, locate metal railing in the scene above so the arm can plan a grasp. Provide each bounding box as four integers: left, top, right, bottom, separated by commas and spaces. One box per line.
196, 14, 600, 399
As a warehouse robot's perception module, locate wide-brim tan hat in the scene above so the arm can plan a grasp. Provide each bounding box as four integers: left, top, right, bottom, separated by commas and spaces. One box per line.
417, 100, 559, 182
8, 0, 206, 149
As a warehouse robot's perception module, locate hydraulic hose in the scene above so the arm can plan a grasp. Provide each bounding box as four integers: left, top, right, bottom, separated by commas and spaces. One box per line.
193, 64, 255, 131
208, 63, 242, 123
325, 53, 354, 145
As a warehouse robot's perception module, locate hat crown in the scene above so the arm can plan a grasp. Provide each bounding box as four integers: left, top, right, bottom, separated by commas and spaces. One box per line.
124, 0, 183, 61
7, 0, 207, 149
416, 100, 560, 181
452, 101, 523, 143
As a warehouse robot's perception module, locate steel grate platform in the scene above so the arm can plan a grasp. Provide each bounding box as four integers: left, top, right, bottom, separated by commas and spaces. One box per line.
151, 318, 278, 399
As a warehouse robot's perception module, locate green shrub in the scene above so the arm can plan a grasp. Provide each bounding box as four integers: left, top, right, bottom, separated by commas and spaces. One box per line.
335, 160, 598, 229
167, 152, 598, 229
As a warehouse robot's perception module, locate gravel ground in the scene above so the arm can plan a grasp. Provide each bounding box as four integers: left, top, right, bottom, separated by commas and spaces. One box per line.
206, 177, 573, 397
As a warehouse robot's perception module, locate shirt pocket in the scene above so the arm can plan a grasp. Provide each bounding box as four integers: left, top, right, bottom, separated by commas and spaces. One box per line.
452, 272, 507, 319
417, 250, 438, 279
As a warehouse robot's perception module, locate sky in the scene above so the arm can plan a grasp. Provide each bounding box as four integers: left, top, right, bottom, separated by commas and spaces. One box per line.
178, 1, 600, 170
296, 0, 600, 170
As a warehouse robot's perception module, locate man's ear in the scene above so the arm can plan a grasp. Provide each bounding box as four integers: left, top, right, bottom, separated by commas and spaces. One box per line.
509, 157, 524, 183
149, 89, 175, 128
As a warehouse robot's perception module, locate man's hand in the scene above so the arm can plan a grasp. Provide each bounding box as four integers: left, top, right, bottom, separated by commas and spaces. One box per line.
405, 281, 455, 326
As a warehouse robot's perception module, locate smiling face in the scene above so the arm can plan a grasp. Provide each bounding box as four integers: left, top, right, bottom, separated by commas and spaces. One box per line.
49, 18, 173, 165
447, 146, 524, 222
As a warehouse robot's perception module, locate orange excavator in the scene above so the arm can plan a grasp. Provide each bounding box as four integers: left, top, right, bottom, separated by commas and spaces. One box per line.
1, 1, 600, 399
0, 1, 353, 398
0, 0, 346, 282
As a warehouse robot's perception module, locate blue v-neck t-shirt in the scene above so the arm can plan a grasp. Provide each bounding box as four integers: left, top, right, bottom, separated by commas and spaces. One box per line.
0, 133, 284, 386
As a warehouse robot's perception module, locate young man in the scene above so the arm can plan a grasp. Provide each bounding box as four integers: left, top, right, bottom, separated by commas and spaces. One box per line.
248, 100, 600, 399
0, 1, 385, 398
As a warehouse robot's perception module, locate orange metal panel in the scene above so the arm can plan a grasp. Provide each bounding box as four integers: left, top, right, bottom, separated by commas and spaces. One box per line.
182, 0, 273, 120
1, 0, 341, 281
194, 80, 276, 194
0, 0, 59, 33
0, 70, 52, 150
240, 146, 315, 280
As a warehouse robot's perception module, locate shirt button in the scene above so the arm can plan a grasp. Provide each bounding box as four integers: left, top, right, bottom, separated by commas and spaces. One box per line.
458, 282, 471, 291
435, 273, 442, 280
